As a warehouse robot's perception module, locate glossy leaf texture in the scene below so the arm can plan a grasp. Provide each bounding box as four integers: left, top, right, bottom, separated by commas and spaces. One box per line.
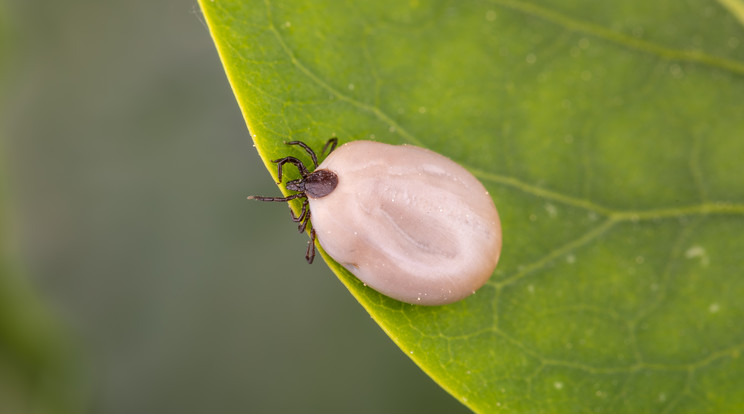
199, 0, 744, 412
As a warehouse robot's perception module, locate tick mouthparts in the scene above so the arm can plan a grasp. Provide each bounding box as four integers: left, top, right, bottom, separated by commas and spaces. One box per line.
286, 180, 303, 192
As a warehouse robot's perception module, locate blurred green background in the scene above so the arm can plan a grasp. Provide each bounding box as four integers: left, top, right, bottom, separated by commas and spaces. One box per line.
1, 1, 468, 412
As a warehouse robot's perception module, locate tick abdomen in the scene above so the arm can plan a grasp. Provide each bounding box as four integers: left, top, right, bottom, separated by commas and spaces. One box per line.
309, 141, 501, 305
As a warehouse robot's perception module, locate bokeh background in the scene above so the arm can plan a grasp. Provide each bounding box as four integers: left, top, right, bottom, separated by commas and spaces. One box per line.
1, 1, 469, 412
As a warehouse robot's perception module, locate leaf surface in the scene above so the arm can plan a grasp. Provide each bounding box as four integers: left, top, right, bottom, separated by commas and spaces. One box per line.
199, 0, 744, 411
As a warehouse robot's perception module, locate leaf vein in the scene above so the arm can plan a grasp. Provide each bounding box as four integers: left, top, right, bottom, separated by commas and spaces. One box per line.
489, 0, 744, 76
494, 218, 618, 288
475, 167, 744, 220
263, 0, 425, 147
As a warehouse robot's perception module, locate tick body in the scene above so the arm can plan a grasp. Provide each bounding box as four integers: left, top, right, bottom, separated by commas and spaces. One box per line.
251, 140, 502, 306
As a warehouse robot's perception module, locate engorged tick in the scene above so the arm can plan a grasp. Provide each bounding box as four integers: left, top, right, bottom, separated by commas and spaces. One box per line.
249, 138, 502, 306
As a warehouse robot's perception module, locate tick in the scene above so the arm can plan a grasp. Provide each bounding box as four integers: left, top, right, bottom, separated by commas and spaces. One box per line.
249, 139, 502, 305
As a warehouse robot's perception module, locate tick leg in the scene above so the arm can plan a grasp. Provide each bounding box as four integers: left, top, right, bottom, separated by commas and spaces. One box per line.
297, 209, 311, 233
247, 193, 304, 202
290, 199, 309, 224
322, 137, 338, 156
286, 141, 318, 169
272, 156, 309, 182
305, 227, 316, 264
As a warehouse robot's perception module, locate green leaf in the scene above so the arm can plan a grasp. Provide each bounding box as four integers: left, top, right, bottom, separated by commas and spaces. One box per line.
199, 0, 744, 412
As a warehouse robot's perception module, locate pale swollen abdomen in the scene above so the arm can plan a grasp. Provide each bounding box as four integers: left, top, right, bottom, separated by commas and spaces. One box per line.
308, 141, 501, 306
